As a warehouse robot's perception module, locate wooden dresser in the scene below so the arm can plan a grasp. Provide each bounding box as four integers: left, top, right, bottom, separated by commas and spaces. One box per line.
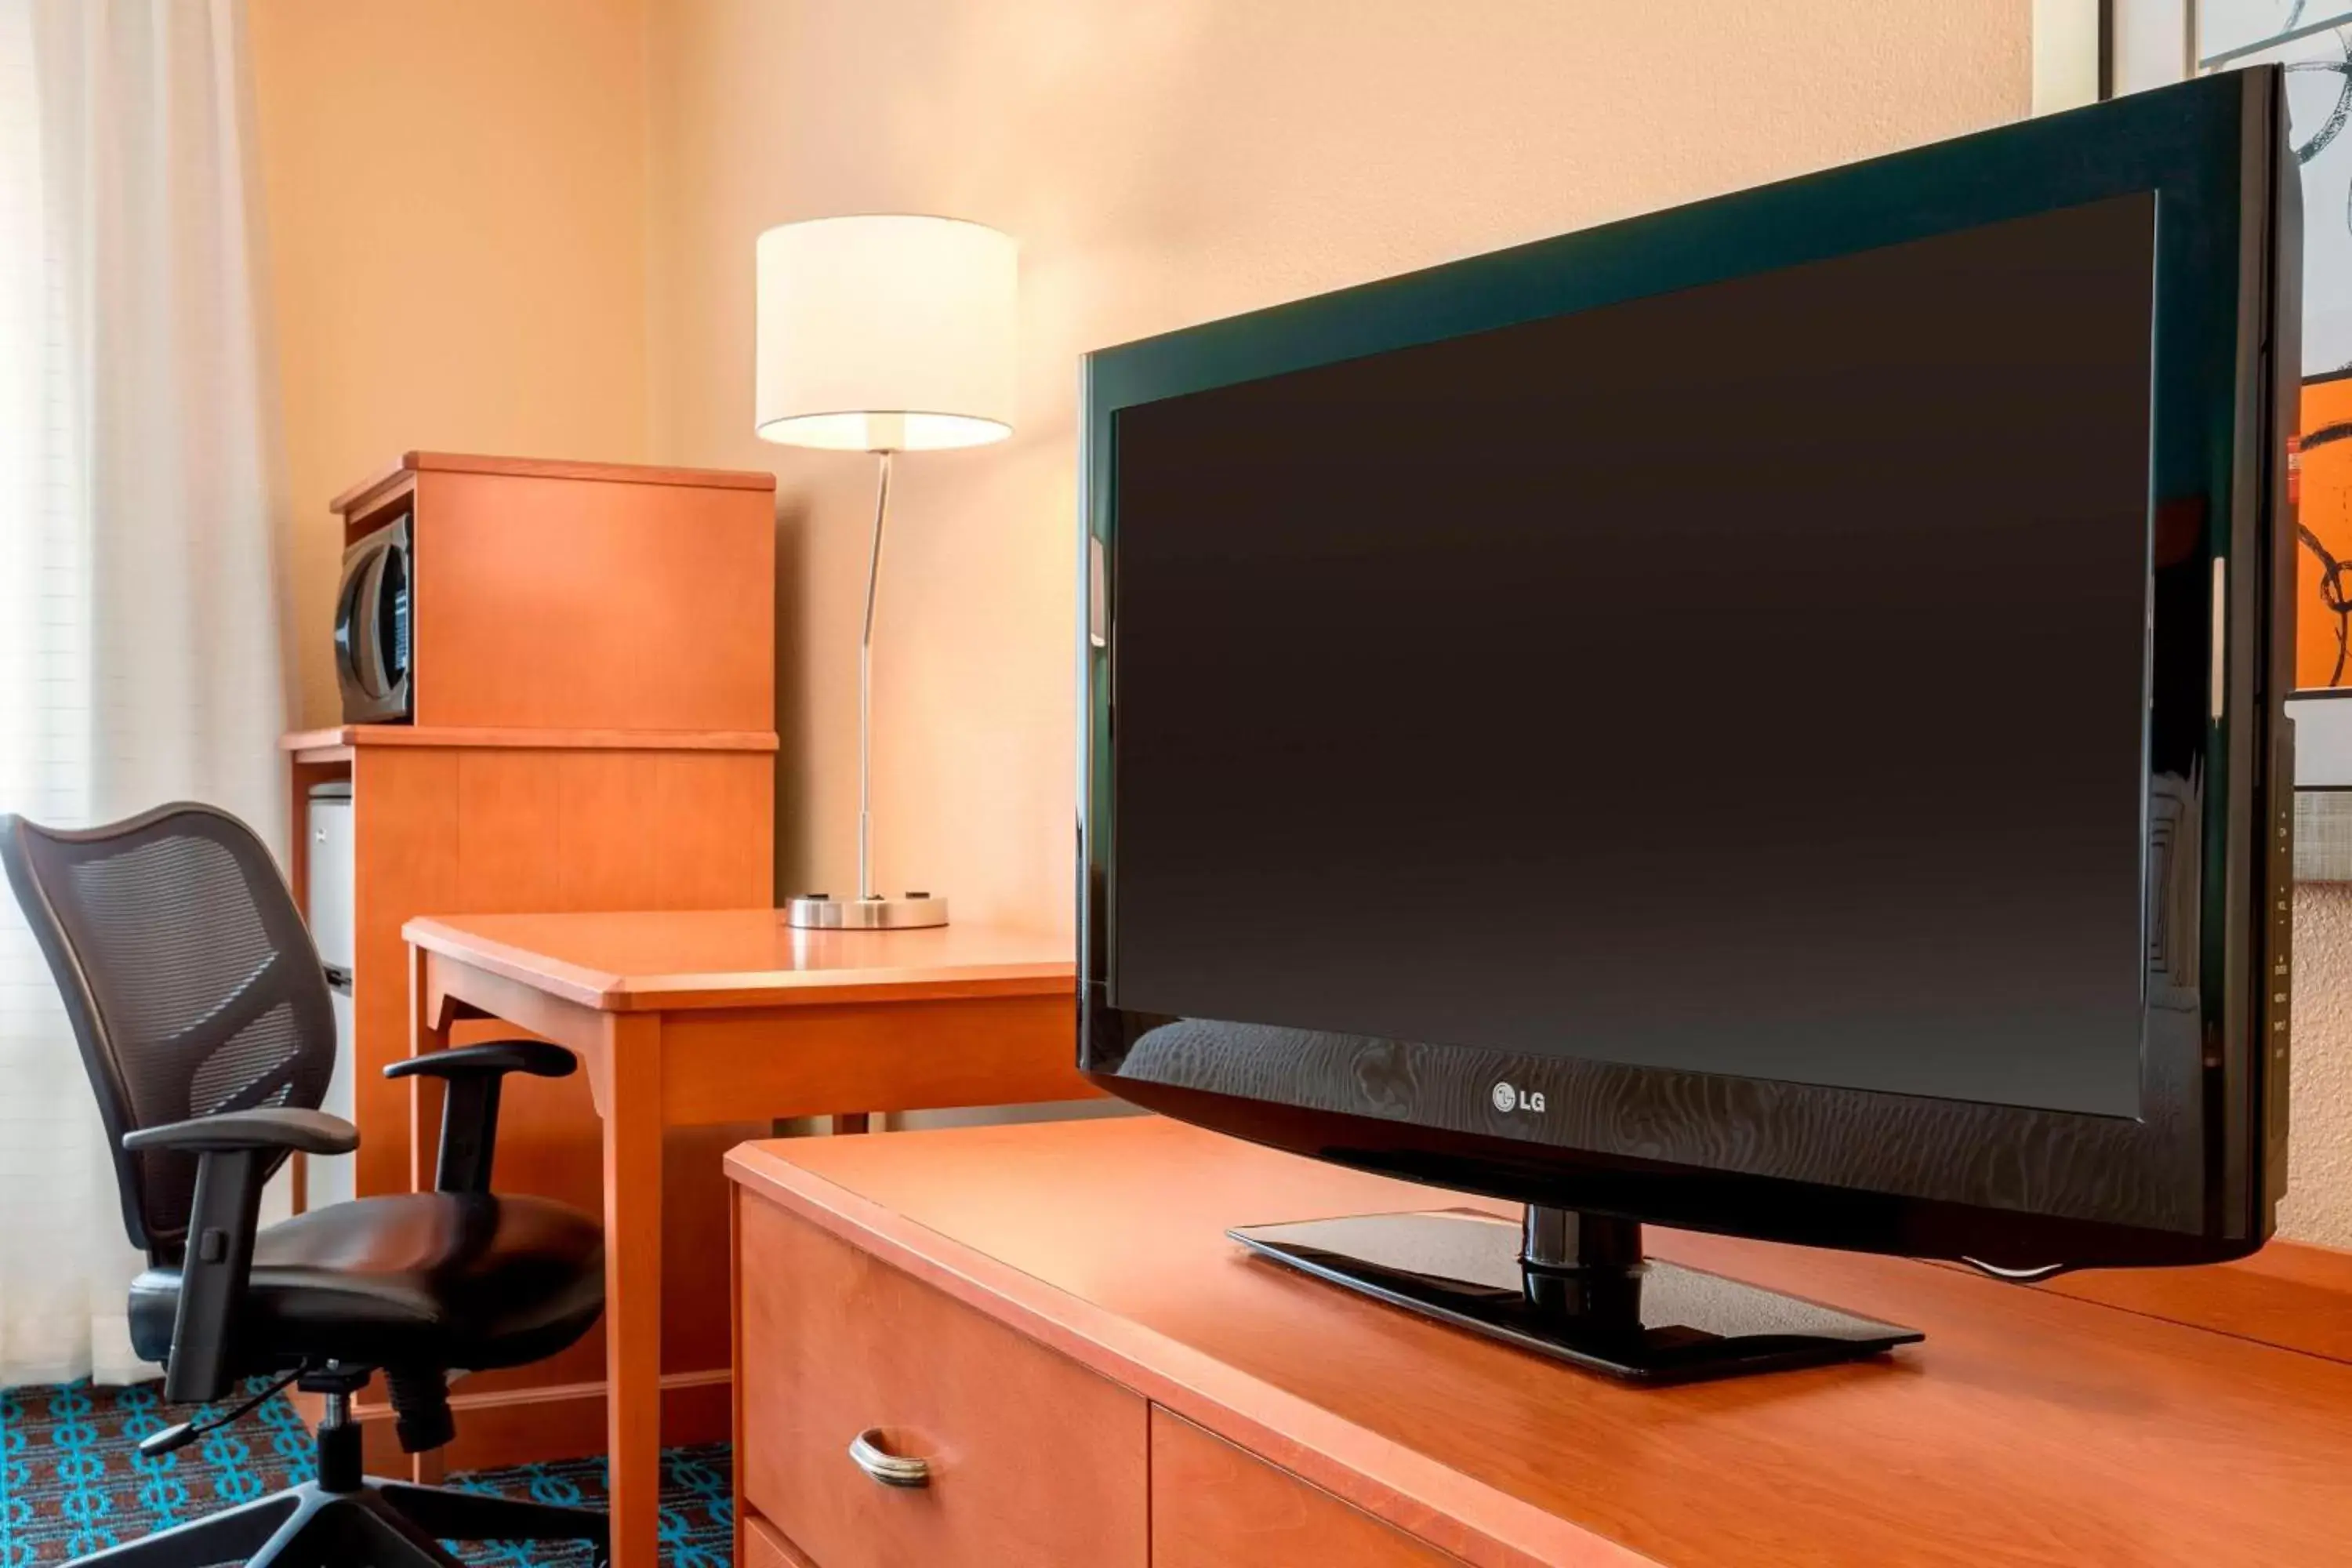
283, 452, 776, 1466
725, 1116, 2352, 1567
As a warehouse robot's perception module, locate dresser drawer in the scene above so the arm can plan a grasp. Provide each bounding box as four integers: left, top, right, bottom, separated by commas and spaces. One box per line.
742, 1511, 817, 1568
736, 1190, 1149, 1568
1152, 1408, 1465, 1567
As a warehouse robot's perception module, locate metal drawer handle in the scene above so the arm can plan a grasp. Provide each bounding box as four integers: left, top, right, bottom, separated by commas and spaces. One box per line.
848, 1428, 931, 1488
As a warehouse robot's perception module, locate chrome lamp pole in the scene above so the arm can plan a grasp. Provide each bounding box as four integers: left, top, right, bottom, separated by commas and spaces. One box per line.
787, 448, 949, 930
855, 448, 893, 909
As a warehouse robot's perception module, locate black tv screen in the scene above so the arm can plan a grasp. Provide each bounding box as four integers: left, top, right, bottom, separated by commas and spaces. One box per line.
1080, 68, 2295, 1271
1111, 194, 2156, 1120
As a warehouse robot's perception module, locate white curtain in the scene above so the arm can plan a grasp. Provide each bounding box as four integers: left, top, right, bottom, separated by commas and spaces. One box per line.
0, 0, 286, 1386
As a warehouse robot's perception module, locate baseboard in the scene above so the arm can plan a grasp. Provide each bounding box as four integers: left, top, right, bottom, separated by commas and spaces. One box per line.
292, 1369, 733, 1473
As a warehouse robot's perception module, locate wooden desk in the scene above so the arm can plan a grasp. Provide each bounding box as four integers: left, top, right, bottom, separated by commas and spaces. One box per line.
405, 910, 1089, 1568
725, 1116, 2352, 1568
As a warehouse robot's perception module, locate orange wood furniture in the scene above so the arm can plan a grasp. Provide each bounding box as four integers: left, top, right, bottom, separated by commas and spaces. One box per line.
407, 911, 1093, 1568
325, 451, 776, 732
281, 452, 777, 1465
1152, 1411, 1457, 1568
725, 1115, 2352, 1568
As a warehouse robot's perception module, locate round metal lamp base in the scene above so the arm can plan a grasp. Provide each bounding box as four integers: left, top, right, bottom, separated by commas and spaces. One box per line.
786, 893, 949, 930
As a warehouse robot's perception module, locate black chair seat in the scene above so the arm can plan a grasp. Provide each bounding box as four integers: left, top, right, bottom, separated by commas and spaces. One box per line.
131, 1191, 604, 1374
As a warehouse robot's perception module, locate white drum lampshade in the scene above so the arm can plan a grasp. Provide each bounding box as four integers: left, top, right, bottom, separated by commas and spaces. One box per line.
755, 215, 1018, 452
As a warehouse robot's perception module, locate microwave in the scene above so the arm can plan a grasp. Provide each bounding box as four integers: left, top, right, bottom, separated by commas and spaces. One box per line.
335, 513, 412, 723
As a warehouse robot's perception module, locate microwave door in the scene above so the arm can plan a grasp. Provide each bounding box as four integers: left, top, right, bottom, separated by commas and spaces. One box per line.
334, 546, 382, 712
353, 546, 390, 702
333, 547, 368, 691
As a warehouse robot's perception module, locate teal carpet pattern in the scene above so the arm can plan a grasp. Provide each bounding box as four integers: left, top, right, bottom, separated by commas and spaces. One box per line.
0, 1381, 731, 1566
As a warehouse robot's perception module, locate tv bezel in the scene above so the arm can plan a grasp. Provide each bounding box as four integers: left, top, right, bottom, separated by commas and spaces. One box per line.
1078, 68, 2296, 1270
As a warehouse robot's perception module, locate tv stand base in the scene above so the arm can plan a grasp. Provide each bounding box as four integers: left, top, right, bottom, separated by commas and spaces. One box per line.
1229, 1205, 1921, 1384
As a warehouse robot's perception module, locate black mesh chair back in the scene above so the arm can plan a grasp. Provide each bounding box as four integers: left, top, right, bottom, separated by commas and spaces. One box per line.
0, 803, 336, 1258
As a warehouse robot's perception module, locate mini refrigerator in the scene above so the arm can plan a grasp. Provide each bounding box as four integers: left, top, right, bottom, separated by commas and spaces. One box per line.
306, 782, 357, 1210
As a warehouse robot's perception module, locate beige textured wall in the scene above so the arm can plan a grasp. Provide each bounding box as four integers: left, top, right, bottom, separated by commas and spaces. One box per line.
248, 0, 652, 728
644, 0, 2037, 933
2285, 891, 2352, 1246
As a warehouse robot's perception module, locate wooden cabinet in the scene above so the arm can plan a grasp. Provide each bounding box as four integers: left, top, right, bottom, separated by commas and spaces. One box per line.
728, 1143, 1461, 1568
285, 452, 777, 1470
742, 1515, 818, 1568
731, 1190, 1421, 1568
328, 452, 775, 735
1150, 1410, 1464, 1567
727, 1116, 2352, 1568
735, 1194, 1148, 1568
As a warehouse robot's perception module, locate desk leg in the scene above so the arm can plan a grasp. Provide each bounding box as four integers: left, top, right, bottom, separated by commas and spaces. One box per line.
407, 945, 452, 1200
602, 1012, 664, 1568
408, 948, 452, 1486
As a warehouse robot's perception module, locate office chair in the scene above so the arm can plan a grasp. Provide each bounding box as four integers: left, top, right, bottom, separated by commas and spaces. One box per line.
2, 803, 612, 1566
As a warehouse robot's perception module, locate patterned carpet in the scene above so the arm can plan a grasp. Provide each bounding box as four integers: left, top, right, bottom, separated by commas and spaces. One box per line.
0, 1381, 731, 1566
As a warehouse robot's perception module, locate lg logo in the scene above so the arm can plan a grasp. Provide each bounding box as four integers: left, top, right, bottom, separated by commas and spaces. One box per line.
1490, 1080, 1545, 1114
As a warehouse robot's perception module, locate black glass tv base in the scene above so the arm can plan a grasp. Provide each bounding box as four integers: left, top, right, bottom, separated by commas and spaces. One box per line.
1228, 1205, 1921, 1385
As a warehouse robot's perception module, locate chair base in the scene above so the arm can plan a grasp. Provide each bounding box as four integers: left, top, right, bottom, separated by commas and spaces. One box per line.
60, 1475, 609, 1568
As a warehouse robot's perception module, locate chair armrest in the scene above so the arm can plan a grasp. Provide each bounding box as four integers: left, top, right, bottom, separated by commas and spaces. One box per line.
383, 1040, 576, 1081
120, 1109, 360, 1407
387, 1039, 577, 1195
123, 1106, 358, 1156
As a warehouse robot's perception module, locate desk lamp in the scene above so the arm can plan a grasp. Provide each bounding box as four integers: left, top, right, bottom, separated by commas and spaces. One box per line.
756, 214, 1017, 930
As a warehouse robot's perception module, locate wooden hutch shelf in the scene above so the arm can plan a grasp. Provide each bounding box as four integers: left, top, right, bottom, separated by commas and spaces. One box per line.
282, 451, 778, 1469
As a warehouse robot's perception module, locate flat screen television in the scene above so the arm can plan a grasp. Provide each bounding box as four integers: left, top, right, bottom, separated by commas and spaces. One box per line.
1077, 68, 2301, 1382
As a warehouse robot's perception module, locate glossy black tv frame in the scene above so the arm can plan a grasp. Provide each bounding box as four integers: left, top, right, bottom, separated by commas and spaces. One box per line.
1078, 69, 2299, 1295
